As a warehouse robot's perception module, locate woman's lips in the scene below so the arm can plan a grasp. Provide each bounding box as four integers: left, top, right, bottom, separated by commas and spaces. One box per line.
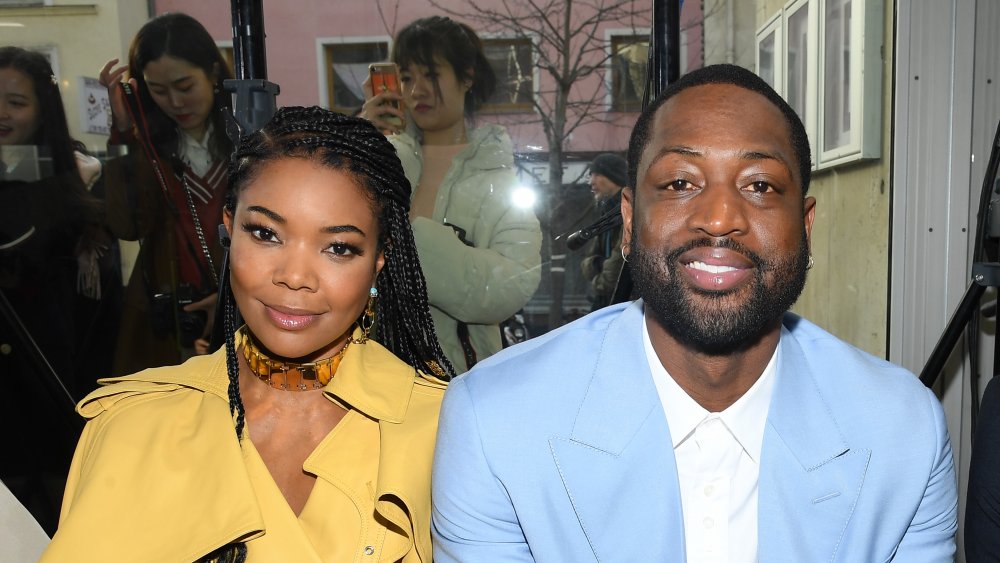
265, 305, 320, 330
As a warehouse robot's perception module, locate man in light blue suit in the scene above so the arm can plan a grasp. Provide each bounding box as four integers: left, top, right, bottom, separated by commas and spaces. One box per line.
431, 64, 957, 562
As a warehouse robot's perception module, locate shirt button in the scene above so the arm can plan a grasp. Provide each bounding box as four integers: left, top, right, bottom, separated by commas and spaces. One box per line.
703, 517, 715, 529
704, 485, 715, 496
364, 546, 375, 555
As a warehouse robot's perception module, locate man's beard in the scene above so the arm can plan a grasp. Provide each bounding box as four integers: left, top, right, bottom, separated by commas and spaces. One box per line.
630, 233, 810, 356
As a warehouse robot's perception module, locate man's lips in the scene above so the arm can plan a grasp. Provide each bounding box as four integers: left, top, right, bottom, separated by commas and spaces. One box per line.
679, 247, 754, 291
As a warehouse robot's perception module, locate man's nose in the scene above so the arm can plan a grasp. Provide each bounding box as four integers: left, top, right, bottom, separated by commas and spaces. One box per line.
688, 185, 750, 238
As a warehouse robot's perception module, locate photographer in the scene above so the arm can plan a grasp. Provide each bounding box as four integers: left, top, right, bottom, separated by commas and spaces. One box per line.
579, 153, 627, 311
100, 13, 233, 374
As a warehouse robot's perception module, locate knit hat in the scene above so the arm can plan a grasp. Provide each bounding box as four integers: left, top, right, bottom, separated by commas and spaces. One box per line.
590, 153, 628, 188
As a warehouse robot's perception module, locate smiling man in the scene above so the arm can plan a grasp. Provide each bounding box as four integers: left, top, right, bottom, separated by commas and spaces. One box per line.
431, 64, 958, 563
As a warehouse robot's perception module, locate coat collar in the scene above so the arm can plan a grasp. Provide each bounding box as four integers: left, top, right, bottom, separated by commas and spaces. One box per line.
553, 303, 867, 561
84, 330, 433, 425
552, 300, 685, 561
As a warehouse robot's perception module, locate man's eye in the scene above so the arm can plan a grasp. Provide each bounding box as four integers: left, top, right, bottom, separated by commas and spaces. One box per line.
747, 181, 773, 193
667, 179, 692, 190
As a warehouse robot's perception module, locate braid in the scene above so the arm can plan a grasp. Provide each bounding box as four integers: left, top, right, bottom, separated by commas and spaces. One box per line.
224, 288, 246, 438
228, 106, 455, 381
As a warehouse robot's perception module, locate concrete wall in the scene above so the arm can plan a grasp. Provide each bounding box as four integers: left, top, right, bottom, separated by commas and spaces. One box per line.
757, 0, 893, 357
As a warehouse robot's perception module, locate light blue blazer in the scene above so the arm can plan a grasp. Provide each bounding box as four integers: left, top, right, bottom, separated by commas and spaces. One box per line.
432, 301, 957, 562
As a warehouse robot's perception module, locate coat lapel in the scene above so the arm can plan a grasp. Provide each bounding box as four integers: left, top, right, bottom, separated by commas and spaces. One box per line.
759, 320, 871, 561
549, 301, 685, 562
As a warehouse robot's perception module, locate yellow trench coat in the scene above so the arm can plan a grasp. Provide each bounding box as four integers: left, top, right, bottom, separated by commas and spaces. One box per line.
41, 336, 446, 563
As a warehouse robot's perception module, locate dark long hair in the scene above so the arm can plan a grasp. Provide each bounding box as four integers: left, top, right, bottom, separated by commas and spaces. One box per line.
208, 106, 455, 562
127, 12, 233, 161
391, 16, 496, 115
0, 46, 80, 177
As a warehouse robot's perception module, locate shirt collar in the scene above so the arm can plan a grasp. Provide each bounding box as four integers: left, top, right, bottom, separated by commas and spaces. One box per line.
643, 317, 778, 463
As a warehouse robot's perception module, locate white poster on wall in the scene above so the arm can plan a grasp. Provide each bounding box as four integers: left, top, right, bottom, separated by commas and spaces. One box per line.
77, 76, 110, 136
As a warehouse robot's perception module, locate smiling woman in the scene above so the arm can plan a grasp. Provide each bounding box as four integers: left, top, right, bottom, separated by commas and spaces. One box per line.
42, 107, 455, 563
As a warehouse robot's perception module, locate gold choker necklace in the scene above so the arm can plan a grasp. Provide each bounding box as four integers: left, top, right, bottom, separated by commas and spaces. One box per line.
237, 327, 349, 391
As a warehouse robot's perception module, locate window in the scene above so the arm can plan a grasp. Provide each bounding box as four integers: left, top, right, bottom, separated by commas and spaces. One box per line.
481, 37, 534, 113
609, 34, 648, 113
817, 0, 881, 166
216, 42, 235, 76
321, 39, 389, 115
756, 13, 783, 92
756, 0, 880, 169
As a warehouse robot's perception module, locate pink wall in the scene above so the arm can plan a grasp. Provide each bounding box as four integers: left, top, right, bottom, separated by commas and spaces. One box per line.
153, 0, 703, 155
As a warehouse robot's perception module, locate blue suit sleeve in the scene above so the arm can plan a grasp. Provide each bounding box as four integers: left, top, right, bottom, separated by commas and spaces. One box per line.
893, 386, 958, 561
432, 377, 534, 562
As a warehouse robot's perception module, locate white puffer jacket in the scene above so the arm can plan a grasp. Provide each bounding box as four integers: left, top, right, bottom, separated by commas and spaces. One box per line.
390, 124, 542, 372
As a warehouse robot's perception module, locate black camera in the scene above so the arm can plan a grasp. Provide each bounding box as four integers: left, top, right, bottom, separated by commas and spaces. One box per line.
151, 284, 208, 348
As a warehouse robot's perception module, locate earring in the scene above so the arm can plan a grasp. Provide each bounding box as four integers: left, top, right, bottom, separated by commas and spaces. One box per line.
621, 246, 629, 263
350, 287, 378, 344
807, 254, 815, 270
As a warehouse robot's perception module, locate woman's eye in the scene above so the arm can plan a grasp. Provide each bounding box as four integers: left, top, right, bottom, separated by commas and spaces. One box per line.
243, 224, 278, 243
326, 243, 359, 257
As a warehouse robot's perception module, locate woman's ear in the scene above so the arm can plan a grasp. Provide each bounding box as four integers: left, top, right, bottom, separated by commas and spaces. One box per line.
221, 207, 234, 248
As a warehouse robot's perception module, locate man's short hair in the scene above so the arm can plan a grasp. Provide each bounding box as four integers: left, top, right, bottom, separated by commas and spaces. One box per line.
626, 64, 812, 195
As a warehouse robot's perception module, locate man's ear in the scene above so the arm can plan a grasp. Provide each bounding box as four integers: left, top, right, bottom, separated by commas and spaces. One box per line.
621, 187, 634, 252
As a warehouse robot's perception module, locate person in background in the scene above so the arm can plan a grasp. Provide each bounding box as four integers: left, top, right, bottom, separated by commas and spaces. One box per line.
431, 64, 957, 562
361, 16, 541, 373
579, 153, 627, 311
99, 12, 233, 374
42, 107, 455, 562
0, 45, 121, 535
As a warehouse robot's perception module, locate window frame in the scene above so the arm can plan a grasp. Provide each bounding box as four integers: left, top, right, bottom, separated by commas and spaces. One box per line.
479, 34, 537, 114
816, 0, 883, 167
756, 13, 783, 97
782, 0, 819, 170
605, 28, 651, 114
316, 36, 391, 114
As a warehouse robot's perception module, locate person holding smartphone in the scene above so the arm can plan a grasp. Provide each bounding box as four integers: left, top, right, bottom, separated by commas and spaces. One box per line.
361, 16, 541, 373
99, 13, 233, 375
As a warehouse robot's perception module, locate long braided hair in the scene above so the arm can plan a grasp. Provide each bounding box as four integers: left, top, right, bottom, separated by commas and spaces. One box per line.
208, 106, 455, 561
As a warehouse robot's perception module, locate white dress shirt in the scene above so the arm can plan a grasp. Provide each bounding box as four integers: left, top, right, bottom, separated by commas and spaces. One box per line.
643, 318, 778, 563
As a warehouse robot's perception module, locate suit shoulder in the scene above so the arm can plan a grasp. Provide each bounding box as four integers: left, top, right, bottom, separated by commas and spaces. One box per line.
782, 313, 935, 408
457, 303, 630, 397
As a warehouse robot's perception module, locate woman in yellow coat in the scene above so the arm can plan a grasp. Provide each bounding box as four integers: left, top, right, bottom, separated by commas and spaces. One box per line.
42, 107, 456, 562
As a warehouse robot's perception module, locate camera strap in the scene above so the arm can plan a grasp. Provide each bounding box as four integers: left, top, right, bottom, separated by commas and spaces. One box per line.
119, 83, 218, 291
179, 172, 218, 287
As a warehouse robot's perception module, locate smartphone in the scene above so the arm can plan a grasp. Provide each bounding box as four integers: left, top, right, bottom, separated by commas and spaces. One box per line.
369, 62, 404, 129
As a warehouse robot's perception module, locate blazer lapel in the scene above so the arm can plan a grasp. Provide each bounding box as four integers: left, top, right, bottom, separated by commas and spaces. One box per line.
759, 321, 871, 561
549, 301, 685, 562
